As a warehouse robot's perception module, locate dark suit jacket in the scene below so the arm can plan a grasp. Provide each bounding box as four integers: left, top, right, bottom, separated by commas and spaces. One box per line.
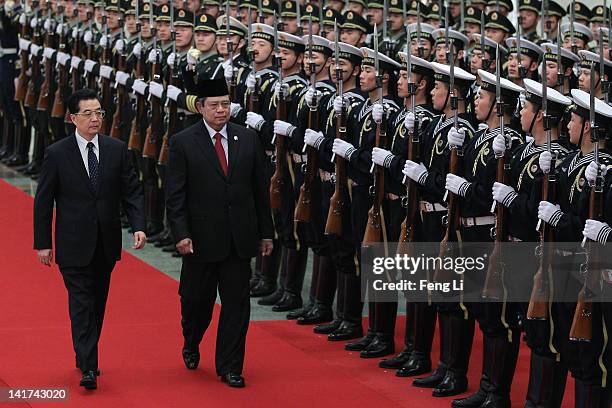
165, 120, 274, 262
33, 134, 145, 267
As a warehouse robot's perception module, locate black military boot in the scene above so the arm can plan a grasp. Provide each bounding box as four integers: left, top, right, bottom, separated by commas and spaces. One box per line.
7, 124, 29, 166
259, 247, 288, 306
432, 315, 474, 397
451, 333, 495, 407
396, 302, 436, 376
413, 312, 450, 388
574, 379, 604, 408
251, 242, 281, 297
345, 329, 376, 351
272, 247, 307, 312
287, 254, 319, 319
315, 319, 342, 334
328, 321, 363, 341
379, 347, 413, 370
524, 352, 568, 408
360, 333, 394, 358
0, 119, 14, 159
480, 332, 520, 408
297, 255, 335, 324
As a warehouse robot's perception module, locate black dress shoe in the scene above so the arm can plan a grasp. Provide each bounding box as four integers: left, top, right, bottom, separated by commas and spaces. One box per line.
7, 156, 27, 166
328, 322, 363, 341
154, 236, 173, 248
413, 366, 447, 388
432, 371, 468, 397
379, 347, 412, 369
451, 388, 487, 407
182, 348, 200, 370
314, 319, 342, 334
296, 306, 332, 325
220, 373, 245, 388
479, 393, 510, 408
257, 288, 284, 305
360, 336, 394, 358
250, 280, 277, 298
396, 352, 432, 377
23, 164, 40, 175
271, 292, 302, 312
162, 244, 176, 252
80, 371, 97, 390
75, 358, 100, 376
286, 303, 313, 320
345, 331, 376, 351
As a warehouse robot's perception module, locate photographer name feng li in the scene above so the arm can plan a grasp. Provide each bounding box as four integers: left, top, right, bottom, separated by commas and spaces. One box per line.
372, 279, 464, 293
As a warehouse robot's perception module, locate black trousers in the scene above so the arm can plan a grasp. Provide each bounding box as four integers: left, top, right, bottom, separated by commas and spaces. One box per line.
59, 238, 115, 373
179, 245, 251, 376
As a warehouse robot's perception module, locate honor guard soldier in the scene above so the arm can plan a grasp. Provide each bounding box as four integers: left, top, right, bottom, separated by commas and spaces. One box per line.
561, 22, 593, 52
432, 28, 469, 68
483, 10, 515, 45
545, 0, 566, 42
406, 22, 435, 61
279, 1, 298, 35
383, 0, 407, 59
505, 36, 543, 86
577, 50, 612, 100
405, 0, 428, 26
425, 2, 445, 29
485, 0, 513, 17
463, 6, 484, 44
201, 0, 221, 18
320, 8, 344, 41
339, 10, 370, 47
540, 43, 580, 96
569, 1, 592, 26
470, 34, 507, 77
518, 0, 541, 43
300, 3, 321, 36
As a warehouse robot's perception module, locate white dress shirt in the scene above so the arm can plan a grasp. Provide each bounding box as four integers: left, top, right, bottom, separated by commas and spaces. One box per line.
75, 131, 99, 176
204, 119, 228, 162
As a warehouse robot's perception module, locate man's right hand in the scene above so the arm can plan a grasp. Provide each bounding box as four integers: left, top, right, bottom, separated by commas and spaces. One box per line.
176, 238, 193, 255
37, 249, 52, 266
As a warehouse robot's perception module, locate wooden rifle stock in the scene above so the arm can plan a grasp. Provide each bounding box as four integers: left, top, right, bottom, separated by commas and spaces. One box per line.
99, 45, 112, 134
295, 106, 320, 222
362, 119, 387, 246
51, 30, 68, 119
110, 52, 127, 139
397, 116, 420, 255
24, 31, 41, 108
36, 31, 54, 112
128, 57, 145, 151
269, 93, 287, 210
143, 61, 162, 159
15, 19, 30, 102
158, 70, 182, 166
325, 107, 348, 236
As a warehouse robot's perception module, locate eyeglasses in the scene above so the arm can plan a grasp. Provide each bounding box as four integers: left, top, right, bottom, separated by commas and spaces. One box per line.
205, 101, 231, 110
74, 110, 106, 119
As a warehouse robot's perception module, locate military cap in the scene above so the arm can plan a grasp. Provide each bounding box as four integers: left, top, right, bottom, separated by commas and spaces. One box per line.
251, 23, 276, 44
540, 42, 580, 68
548, 0, 566, 18
477, 69, 524, 101
105, 0, 122, 12
303, 34, 333, 56
174, 8, 194, 27
432, 28, 469, 50
221, 0, 238, 6
329, 40, 363, 65
202, 0, 221, 5
407, 0, 427, 19
398, 52, 434, 77
568, 2, 591, 22
341, 10, 371, 34
360, 46, 402, 73
464, 6, 483, 26
407, 22, 435, 45
139, 1, 154, 19
388, 0, 403, 13
77, 0, 92, 5
195, 13, 218, 32
216, 15, 247, 37
470, 0, 487, 5
301, 3, 321, 22
518, 0, 540, 14
591, 5, 611, 23
322, 8, 344, 26
505, 37, 543, 61
522, 77, 572, 115
367, 0, 384, 9
561, 22, 593, 43
280, 0, 298, 18
570, 89, 612, 127
486, 0, 513, 13
472, 34, 508, 59
156, 3, 172, 21
95, 1, 106, 9
485, 11, 515, 34
578, 50, 612, 78
426, 2, 445, 22
238, 0, 257, 9
122, 0, 136, 15
430, 61, 477, 89
261, 0, 279, 14
278, 31, 305, 53
349, 0, 366, 6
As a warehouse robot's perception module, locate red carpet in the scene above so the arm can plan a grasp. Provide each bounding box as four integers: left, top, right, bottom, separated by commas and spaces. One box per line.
0, 179, 574, 407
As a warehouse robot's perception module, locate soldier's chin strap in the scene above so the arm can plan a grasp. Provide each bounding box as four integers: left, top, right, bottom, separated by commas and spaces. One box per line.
577, 116, 587, 148
485, 94, 495, 123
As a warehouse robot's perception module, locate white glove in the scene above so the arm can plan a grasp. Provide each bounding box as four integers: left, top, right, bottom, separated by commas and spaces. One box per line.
83, 30, 93, 44
583, 219, 612, 244
71, 26, 79, 39
492, 182, 517, 207
99, 34, 108, 48
148, 81, 164, 99
333, 95, 345, 114
132, 42, 142, 58
448, 126, 465, 148
43, 18, 52, 31
18, 12, 26, 25
98, 64, 113, 80
585, 162, 608, 186
539, 150, 552, 174
372, 147, 394, 168
246, 111, 265, 131
84, 59, 97, 73
29, 17, 38, 29
372, 103, 384, 124
230, 102, 241, 117
538, 201, 563, 227
18, 38, 30, 51
70, 56, 82, 71
114, 39, 125, 54
402, 160, 428, 185
166, 85, 182, 101
147, 48, 161, 64
187, 51, 198, 66
273, 120, 295, 137
114, 70, 130, 86
304, 129, 324, 149
445, 173, 471, 197
305, 87, 317, 106
332, 138, 356, 160
224, 62, 235, 81
492, 134, 506, 157
167, 52, 177, 67
29, 44, 41, 57
56, 51, 70, 66
42, 47, 55, 60
131, 79, 148, 96
55, 23, 64, 36
245, 72, 256, 90
404, 111, 415, 132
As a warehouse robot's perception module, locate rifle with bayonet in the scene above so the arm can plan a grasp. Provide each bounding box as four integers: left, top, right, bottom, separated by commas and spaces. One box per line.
480, 12, 489, 72
24, 4, 41, 108
570, 0, 577, 55
363, 23, 387, 245
556, 22, 563, 93
110, 14, 127, 140
226, 1, 237, 101
99, 12, 112, 134
246, 11, 261, 116
416, 3, 424, 58
85, 18, 96, 89
382, 0, 392, 57
36, 0, 54, 113
143, 0, 162, 160
15, 6, 32, 103
516, 16, 526, 80
295, 0, 302, 36
326, 19, 347, 236
295, 16, 320, 222
128, 0, 145, 151
51, 5, 67, 119
270, 13, 288, 210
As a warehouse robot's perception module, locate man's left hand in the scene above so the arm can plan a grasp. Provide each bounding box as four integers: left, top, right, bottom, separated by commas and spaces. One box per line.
260, 239, 273, 256
133, 231, 147, 249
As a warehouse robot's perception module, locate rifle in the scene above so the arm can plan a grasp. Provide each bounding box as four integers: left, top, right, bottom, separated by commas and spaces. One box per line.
51, 6, 67, 119
36, 1, 54, 112
416, 3, 424, 58
482, 45, 507, 301
143, 0, 162, 160
527, 49, 555, 320
569, 66, 604, 342
480, 12, 489, 72
326, 19, 347, 236
295, 17, 320, 222
257, 0, 264, 23
24, 6, 41, 108
600, 28, 609, 104
570, 0, 577, 55
295, 0, 302, 36
110, 15, 126, 139
270, 13, 287, 210
99, 12, 112, 134
516, 16, 526, 80
382, 0, 392, 57
556, 22, 563, 94
225, 2, 237, 101
246, 12, 260, 115
15, 8, 31, 102
128, 1, 145, 151
398, 26, 421, 255
363, 24, 387, 246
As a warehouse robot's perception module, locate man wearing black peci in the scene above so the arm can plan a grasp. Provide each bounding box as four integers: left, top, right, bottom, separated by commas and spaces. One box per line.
165, 78, 274, 388
33, 88, 147, 390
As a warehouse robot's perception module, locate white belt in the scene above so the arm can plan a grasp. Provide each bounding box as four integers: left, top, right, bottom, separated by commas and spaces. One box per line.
0, 48, 17, 56
292, 153, 307, 163
460, 215, 495, 227
419, 200, 447, 213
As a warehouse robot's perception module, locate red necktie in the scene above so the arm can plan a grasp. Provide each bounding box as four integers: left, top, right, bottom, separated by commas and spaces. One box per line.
214, 133, 228, 176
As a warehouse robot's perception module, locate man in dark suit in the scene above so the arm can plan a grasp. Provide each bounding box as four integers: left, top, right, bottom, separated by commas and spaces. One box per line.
165, 79, 274, 388
33, 89, 146, 390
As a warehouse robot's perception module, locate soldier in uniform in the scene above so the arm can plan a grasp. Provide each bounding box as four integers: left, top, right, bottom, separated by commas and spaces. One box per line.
320, 7, 344, 41
381, 0, 407, 59
431, 28, 469, 68
570, 1, 592, 27
201, 0, 220, 18
544, 0, 566, 42
577, 50, 612, 100
540, 43, 580, 97
339, 10, 369, 48
279, 0, 298, 35
405, 21, 435, 62
518, 0, 541, 43
561, 22, 593, 53
300, 3, 321, 36
485, 0, 513, 17
425, 2, 444, 29
506, 36, 543, 86
483, 10, 515, 46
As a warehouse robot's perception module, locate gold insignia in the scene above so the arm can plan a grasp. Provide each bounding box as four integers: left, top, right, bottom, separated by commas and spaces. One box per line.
306, 4, 313, 12
411, 0, 417, 7
432, 4, 439, 11
263, 0, 269, 5
361, 49, 368, 57
143, 3, 149, 11
467, 7, 474, 15
326, 9, 333, 17
347, 11, 353, 19
575, 2, 580, 11
491, 11, 498, 20
545, 45, 552, 53
597, 6, 603, 13
179, 9, 185, 17
162, 4, 168, 12
286, 1, 292, 8
200, 14, 207, 22
391, 0, 398, 5
524, 0, 530, 4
